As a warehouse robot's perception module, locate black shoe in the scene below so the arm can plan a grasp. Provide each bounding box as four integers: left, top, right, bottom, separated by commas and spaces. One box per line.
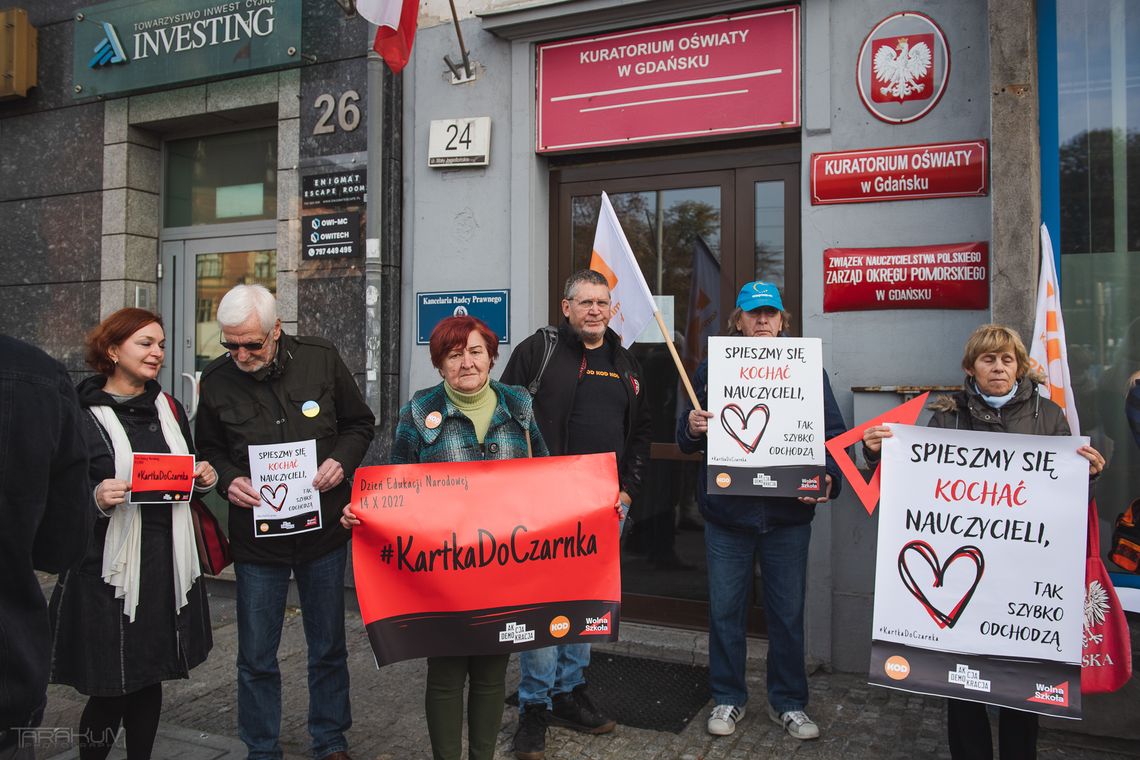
514, 702, 549, 760
550, 685, 616, 734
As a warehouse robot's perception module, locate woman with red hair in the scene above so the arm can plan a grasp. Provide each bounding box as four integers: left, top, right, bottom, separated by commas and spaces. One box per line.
342, 315, 548, 760
48, 308, 217, 760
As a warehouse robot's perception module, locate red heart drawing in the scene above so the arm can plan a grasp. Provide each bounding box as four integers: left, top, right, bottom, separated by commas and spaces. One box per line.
719, 403, 770, 454
259, 483, 289, 512
897, 541, 985, 629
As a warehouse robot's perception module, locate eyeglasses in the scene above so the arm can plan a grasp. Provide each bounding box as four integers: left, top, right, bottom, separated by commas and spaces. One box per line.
571, 298, 611, 311
220, 333, 270, 352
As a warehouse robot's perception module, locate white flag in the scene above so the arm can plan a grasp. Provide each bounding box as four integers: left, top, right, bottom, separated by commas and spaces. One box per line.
356, 0, 403, 28
1029, 224, 1080, 433
588, 192, 657, 348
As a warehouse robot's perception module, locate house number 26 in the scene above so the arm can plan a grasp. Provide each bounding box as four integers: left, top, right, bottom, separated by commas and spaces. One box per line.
313, 90, 361, 135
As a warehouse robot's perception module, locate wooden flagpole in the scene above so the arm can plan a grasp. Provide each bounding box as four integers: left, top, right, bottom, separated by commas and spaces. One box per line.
653, 311, 702, 412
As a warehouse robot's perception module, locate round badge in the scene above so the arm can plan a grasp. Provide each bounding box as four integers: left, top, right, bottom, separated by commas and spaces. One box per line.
549, 616, 570, 639
259, 523, 270, 533
856, 11, 950, 124
425, 411, 443, 429
302, 400, 320, 418
715, 472, 732, 489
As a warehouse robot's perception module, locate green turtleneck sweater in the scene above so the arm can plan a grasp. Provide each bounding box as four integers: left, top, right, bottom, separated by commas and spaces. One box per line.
444, 380, 496, 443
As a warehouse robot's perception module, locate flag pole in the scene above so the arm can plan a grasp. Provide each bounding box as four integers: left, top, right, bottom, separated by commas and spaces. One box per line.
653, 311, 702, 412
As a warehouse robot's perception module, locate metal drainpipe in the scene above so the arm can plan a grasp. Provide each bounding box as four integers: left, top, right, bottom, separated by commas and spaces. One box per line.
365, 53, 403, 462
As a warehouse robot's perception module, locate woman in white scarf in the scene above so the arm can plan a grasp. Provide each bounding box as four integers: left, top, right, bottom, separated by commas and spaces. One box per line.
48, 308, 217, 760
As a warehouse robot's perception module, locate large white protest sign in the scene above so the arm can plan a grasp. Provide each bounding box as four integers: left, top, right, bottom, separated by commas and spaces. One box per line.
249, 440, 321, 537
870, 424, 1089, 718
706, 336, 826, 497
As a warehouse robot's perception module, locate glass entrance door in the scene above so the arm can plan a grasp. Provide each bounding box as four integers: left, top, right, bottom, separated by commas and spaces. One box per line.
552, 153, 799, 630
159, 230, 277, 419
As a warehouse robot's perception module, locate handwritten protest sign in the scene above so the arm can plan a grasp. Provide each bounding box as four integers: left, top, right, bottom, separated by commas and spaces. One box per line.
129, 453, 195, 503
870, 424, 1089, 718
248, 440, 320, 537
706, 336, 826, 497
350, 454, 621, 665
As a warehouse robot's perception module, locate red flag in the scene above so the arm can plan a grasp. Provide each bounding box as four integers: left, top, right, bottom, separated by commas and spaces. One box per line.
361, 0, 418, 74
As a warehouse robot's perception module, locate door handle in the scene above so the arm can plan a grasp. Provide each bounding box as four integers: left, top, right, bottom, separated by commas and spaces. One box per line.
181, 372, 200, 422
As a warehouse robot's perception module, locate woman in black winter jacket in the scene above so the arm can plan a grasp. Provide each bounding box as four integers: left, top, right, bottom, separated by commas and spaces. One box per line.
48, 309, 217, 760
862, 324, 1105, 760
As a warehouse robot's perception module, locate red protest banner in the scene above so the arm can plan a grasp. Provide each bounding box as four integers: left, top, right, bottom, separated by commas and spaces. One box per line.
350, 454, 621, 666
129, 453, 195, 504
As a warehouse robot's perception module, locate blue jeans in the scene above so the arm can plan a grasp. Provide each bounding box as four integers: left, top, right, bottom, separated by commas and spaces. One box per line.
235, 545, 351, 760
517, 504, 627, 712
705, 520, 811, 713
517, 643, 591, 710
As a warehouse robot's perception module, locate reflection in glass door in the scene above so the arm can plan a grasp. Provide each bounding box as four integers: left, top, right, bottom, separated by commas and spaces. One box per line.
554, 157, 798, 630
160, 232, 276, 419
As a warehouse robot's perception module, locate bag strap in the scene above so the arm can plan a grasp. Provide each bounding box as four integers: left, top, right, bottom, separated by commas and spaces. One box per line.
162, 392, 180, 421
526, 326, 559, 397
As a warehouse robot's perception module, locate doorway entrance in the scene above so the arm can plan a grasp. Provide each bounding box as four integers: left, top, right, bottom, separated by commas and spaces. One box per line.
158, 224, 277, 420
550, 146, 800, 631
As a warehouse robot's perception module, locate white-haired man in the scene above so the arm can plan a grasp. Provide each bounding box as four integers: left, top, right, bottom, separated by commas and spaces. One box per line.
195, 285, 374, 760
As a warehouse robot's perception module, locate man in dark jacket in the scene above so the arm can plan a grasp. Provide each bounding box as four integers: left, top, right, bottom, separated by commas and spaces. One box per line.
195, 285, 374, 760
500, 269, 651, 760
0, 336, 91, 759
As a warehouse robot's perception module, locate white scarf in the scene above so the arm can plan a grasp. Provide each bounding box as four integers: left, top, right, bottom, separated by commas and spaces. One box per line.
89, 395, 201, 623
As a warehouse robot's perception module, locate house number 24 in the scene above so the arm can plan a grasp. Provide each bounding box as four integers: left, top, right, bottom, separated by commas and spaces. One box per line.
313, 90, 361, 135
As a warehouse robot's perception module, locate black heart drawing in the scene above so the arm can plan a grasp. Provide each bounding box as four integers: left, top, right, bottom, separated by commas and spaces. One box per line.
720, 403, 770, 454
897, 541, 985, 629
260, 483, 289, 512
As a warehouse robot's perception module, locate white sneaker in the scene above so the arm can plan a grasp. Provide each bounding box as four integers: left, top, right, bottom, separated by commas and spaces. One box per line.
768, 706, 819, 740
707, 704, 745, 736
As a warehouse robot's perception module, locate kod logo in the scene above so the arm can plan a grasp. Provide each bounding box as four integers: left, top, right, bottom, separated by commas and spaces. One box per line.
884, 655, 911, 681
89, 22, 128, 68
549, 616, 570, 638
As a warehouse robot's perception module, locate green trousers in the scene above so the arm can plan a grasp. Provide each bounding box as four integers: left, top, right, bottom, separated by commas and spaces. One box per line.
424, 654, 510, 760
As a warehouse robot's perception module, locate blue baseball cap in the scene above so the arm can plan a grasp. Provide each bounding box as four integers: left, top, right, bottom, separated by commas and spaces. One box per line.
735, 281, 785, 312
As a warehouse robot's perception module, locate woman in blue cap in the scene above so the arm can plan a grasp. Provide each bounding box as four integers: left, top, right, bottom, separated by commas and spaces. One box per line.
676, 281, 846, 742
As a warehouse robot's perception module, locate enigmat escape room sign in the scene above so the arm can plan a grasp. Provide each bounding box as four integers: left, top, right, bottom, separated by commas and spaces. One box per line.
870, 424, 1089, 718
350, 454, 622, 665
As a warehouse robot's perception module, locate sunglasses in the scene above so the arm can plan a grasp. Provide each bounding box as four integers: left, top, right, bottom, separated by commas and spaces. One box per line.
220, 333, 270, 352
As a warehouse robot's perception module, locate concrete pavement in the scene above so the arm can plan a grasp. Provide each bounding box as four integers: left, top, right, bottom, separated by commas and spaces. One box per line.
33, 580, 1140, 760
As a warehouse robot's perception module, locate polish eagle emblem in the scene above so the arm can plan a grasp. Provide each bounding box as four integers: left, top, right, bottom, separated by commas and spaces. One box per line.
873, 36, 932, 102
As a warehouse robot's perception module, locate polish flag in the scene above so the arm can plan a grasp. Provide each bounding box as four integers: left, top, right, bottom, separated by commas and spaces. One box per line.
589, 192, 657, 348
358, 0, 418, 73
1029, 224, 1080, 433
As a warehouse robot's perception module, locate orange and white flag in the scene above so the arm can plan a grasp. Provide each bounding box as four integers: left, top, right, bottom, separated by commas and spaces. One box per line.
1029, 224, 1080, 433
589, 192, 657, 348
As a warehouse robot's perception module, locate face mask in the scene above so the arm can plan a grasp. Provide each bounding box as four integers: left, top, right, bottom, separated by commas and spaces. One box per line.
975, 380, 1018, 409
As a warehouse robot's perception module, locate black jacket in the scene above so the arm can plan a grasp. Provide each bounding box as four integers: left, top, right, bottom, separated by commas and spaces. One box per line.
0, 337, 91, 742
49, 377, 212, 697
500, 321, 651, 500
195, 333, 375, 564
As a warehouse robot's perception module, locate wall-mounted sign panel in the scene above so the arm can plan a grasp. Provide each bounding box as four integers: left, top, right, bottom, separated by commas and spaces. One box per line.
428, 117, 491, 167
856, 11, 950, 124
302, 211, 360, 259
536, 6, 799, 153
811, 140, 987, 205
823, 242, 988, 312
302, 169, 366, 208
73, 0, 301, 99
417, 290, 510, 345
